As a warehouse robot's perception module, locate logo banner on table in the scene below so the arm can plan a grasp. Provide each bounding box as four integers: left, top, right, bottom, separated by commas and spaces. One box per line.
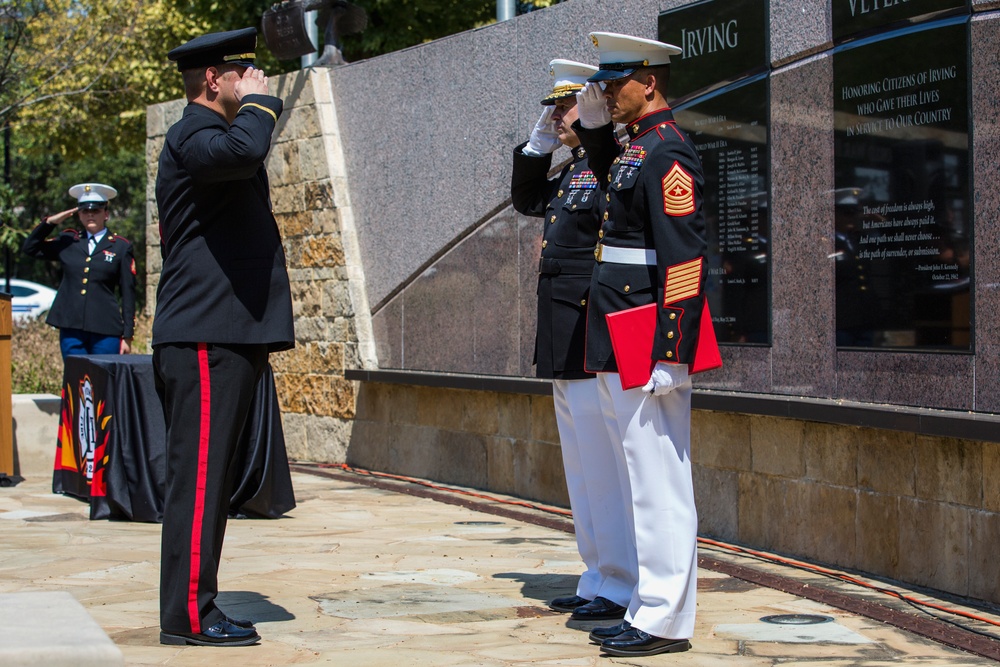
54, 370, 112, 501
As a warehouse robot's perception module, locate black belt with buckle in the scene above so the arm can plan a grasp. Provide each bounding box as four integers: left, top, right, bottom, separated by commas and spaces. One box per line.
538, 257, 595, 276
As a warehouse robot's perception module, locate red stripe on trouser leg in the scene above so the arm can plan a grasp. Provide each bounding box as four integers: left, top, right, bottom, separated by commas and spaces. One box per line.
187, 343, 211, 633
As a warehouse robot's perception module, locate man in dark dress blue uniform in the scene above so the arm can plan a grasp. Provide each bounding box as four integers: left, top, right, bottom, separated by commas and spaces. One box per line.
510, 59, 636, 623
570, 32, 720, 658
23, 183, 136, 357
153, 27, 294, 647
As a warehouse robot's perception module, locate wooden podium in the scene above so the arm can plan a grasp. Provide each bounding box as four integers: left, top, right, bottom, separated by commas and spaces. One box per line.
0, 294, 11, 475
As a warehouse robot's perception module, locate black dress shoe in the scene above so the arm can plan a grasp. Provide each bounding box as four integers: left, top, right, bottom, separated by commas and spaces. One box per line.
548, 595, 592, 613
160, 619, 261, 647
224, 615, 255, 629
570, 596, 627, 621
600, 627, 691, 657
588, 620, 631, 643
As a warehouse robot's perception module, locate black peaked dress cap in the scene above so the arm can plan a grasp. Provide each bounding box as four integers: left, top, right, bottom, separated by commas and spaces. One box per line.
168, 27, 258, 71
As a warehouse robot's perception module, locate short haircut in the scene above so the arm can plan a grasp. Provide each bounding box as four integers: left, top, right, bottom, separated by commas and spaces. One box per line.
182, 67, 209, 99
634, 65, 671, 97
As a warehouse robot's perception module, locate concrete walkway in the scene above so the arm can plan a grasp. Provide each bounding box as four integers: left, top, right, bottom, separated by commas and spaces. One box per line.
1, 466, 999, 665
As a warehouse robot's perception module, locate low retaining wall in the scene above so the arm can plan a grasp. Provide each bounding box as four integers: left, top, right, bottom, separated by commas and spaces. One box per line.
347, 380, 1000, 606
11, 394, 59, 479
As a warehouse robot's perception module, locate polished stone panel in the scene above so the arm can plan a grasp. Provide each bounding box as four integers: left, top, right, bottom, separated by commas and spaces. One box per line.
769, 54, 836, 398
771, 0, 830, 66
371, 296, 402, 369
694, 345, 772, 393
517, 213, 543, 378
401, 212, 520, 375
835, 351, 974, 410
971, 16, 1000, 412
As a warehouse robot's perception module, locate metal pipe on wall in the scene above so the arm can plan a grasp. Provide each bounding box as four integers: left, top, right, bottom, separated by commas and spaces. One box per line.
497, 0, 515, 22
301, 10, 318, 68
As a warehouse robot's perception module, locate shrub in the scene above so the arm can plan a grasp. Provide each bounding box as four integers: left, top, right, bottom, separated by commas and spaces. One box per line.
12, 311, 153, 395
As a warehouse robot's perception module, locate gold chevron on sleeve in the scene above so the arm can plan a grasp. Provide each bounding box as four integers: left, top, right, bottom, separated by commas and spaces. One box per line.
662, 161, 695, 216
663, 256, 703, 306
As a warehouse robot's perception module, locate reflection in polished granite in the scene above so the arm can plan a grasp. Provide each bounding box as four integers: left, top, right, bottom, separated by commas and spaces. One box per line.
371, 297, 402, 370
517, 213, 543, 378
401, 211, 522, 376
331, 0, 835, 311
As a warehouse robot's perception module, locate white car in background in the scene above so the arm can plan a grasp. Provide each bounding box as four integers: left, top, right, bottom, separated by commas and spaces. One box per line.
4, 279, 57, 322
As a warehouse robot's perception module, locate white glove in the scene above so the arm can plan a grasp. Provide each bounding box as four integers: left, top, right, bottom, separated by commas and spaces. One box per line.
524, 107, 560, 156
642, 362, 690, 396
575, 82, 611, 129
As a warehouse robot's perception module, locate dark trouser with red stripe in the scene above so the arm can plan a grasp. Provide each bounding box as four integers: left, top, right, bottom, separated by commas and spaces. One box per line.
153, 342, 269, 634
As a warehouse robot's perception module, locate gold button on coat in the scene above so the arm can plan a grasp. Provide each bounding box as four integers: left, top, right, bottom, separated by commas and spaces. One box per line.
666, 351, 673, 358
669, 313, 677, 320
81, 289, 87, 294
667, 331, 674, 339
624, 284, 630, 293
580, 299, 587, 306
541, 240, 547, 248
550, 215, 556, 223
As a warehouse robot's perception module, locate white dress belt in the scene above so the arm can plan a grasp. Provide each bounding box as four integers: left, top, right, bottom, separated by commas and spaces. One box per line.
595, 243, 657, 265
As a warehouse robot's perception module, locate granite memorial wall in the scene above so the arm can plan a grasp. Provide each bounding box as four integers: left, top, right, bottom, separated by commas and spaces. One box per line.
332, 0, 1000, 415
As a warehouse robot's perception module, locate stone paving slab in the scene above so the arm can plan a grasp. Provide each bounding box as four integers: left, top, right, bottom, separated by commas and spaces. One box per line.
0, 470, 998, 665
0, 591, 124, 666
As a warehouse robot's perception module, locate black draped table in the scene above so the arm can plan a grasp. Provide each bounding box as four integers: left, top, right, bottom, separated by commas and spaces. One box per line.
53, 354, 296, 521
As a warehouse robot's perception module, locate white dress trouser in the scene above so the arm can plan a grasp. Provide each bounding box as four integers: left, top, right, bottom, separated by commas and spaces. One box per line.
595, 372, 698, 640
552, 378, 637, 606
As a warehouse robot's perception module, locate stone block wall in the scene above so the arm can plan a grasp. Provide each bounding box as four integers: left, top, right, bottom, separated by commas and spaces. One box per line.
349, 382, 567, 506
692, 411, 1000, 602
349, 381, 1000, 603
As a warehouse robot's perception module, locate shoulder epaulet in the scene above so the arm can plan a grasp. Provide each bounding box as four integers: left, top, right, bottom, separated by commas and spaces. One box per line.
61, 229, 81, 239
109, 233, 132, 245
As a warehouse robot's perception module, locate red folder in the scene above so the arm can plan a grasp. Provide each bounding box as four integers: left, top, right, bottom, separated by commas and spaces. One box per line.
606, 297, 722, 390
